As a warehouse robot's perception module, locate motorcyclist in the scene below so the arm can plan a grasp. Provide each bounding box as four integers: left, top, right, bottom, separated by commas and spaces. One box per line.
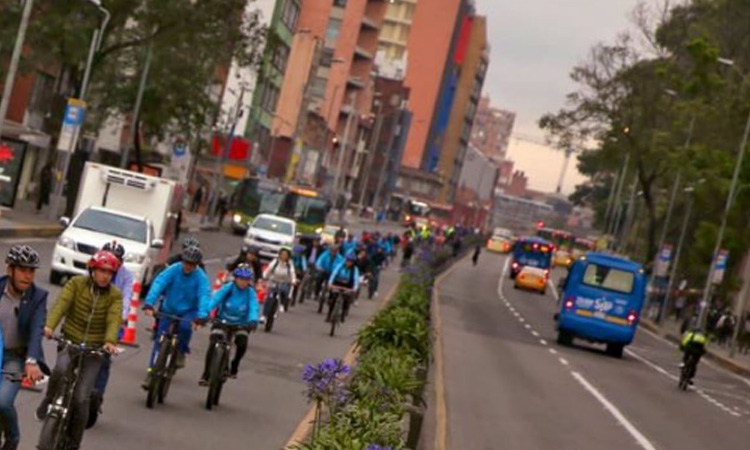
90, 241, 133, 425
315, 245, 344, 299
262, 247, 297, 317
680, 327, 708, 384
0, 245, 47, 450
328, 254, 360, 322
142, 246, 211, 388
36, 251, 122, 450
197, 264, 259, 384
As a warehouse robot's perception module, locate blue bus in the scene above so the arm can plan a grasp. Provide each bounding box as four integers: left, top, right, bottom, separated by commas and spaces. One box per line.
509, 237, 553, 279
556, 253, 646, 358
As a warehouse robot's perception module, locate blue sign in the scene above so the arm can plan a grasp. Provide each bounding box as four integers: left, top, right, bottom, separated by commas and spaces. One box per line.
712, 250, 729, 285
63, 103, 86, 126
173, 140, 187, 157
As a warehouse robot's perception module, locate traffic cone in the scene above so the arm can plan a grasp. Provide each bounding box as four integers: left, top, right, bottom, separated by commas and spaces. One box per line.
119, 282, 141, 347
212, 271, 227, 294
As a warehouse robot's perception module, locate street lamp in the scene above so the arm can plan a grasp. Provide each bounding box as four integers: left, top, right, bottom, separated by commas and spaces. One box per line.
697, 57, 750, 329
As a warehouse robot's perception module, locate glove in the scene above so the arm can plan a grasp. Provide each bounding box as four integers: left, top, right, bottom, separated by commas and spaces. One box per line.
247, 321, 258, 332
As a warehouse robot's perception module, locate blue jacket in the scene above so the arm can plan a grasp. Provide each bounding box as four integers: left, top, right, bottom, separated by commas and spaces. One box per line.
200, 282, 259, 325
342, 240, 358, 257
0, 276, 47, 364
329, 263, 360, 291
144, 263, 211, 316
316, 250, 344, 274
292, 253, 308, 273
114, 266, 134, 321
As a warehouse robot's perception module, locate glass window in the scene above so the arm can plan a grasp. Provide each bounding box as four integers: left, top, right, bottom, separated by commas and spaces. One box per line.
73, 209, 148, 243
252, 216, 294, 236
319, 48, 335, 67
333, 0, 347, 7
272, 44, 290, 72
282, 0, 300, 31
582, 264, 635, 294
326, 18, 342, 46
309, 76, 328, 98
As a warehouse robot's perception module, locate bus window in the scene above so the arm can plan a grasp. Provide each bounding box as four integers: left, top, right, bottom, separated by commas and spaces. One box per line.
582, 264, 634, 294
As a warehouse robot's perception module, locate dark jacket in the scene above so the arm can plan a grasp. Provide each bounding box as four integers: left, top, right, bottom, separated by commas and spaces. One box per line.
0, 276, 48, 363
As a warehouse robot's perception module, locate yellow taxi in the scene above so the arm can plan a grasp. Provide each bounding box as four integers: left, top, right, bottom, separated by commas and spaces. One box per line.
553, 249, 574, 268
514, 266, 549, 294
487, 236, 512, 253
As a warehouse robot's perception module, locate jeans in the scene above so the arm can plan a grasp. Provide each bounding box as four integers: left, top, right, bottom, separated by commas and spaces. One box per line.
264, 284, 291, 317
43, 348, 103, 449
0, 354, 23, 448
93, 354, 111, 396
150, 313, 196, 367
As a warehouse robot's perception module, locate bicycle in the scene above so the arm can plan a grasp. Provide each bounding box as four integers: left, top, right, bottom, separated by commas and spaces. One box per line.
145, 313, 191, 409
326, 286, 354, 337
678, 353, 699, 391
316, 274, 330, 314
294, 269, 314, 305
204, 320, 243, 410
264, 281, 283, 333
37, 338, 107, 450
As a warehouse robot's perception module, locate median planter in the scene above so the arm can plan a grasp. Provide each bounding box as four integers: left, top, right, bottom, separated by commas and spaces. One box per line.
294, 238, 474, 450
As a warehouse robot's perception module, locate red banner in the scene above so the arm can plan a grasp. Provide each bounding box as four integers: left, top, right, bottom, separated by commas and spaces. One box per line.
211, 134, 251, 161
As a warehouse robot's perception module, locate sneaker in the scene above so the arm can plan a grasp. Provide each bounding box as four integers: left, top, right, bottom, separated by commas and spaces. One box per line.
259, 316, 267, 325
198, 378, 209, 387
230, 364, 239, 378
279, 305, 286, 313
176, 353, 186, 369
35, 399, 49, 421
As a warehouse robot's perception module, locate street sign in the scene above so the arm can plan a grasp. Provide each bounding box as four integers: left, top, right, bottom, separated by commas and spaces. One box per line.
712, 249, 730, 285
173, 139, 187, 157
654, 244, 673, 278
56, 98, 86, 152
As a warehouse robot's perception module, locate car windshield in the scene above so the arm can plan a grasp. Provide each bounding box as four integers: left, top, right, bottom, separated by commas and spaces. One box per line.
582, 264, 635, 294
253, 217, 294, 236
73, 209, 148, 243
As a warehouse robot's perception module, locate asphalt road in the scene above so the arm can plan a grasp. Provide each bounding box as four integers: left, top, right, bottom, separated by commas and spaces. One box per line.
0, 222, 402, 450
437, 252, 750, 450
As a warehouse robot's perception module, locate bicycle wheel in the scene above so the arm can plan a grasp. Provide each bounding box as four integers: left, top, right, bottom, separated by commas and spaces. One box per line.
214, 348, 230, 407
317, 289, 327, 314
329, 296, 341, 337
206, 344, 225, 410
86, 393, 102, 429
37, 412, 65, 450
147, 337, 171, 408
157, 341, 178, 404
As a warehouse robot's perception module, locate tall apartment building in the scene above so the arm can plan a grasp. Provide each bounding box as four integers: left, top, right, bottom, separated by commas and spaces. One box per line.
471, 95, 516, 161
375, 0, 417, 79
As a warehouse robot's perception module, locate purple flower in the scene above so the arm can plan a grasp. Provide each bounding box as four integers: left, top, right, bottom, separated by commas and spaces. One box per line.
365, 445, 393, 450
302, 358, 351, 405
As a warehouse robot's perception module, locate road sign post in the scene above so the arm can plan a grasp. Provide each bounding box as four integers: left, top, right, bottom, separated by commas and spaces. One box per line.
48, 98, 86, 220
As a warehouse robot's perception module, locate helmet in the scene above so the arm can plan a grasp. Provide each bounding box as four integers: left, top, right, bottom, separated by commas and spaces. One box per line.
242, 244, 260, 256
88, 251, 121, 273
346, 253, 356, 262
233, 263, 254, 280
182, 236, 200, 250
102, 241, 125, 261
292, 244, 305, 254
182, 246, 203, 264
6, 245, 40, 269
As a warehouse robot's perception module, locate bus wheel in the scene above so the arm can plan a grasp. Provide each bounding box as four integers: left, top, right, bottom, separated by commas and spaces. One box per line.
557, 330, 573, 346
606, 343, 624, 358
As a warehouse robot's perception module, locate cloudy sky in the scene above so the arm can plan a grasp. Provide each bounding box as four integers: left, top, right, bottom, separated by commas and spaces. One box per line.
475, 0, 640, 194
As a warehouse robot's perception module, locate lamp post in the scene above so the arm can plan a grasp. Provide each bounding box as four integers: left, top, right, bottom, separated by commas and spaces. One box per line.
697, 58, 750, 329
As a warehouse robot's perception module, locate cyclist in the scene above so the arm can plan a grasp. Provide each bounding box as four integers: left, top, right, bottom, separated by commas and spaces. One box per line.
197, 264, 259, 384
291, 245, 308, 304
680, 327, 708, 384
328, 254, 361, 322
354, 249, 373, 300
36, 251, 122, 450
91, 241, 133, 422
342, 235, 358, 257
0, 245, 47, 450
142, 246, 210, 388
262, 247, 296, 318
369, 246, 387, 298
228, 245, 263, 282
166, 236, 205, 270
315, 245, 344, 300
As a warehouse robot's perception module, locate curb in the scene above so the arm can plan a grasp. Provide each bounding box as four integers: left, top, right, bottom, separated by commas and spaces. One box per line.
641, 319, 750, 378
0, 225, 63, 239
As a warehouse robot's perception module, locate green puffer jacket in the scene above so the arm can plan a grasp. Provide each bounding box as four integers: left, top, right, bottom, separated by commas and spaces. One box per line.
46, 276, 123, 346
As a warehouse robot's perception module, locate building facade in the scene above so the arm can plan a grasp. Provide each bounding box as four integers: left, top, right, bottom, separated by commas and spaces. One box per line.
471, 95, 515, 162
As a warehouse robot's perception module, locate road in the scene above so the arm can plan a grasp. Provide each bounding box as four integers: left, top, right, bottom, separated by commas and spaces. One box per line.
436, 252, 750, 450
0, 223, 401, 450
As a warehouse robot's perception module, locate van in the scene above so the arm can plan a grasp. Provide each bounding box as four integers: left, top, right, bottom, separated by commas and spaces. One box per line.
556, 253, 646, 358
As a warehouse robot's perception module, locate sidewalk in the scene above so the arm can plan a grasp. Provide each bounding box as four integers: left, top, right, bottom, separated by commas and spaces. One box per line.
0, 199, 63, 238
642, 317, 750, 378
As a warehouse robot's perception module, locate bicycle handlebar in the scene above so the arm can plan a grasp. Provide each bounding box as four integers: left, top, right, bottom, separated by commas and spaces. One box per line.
52, 336, 109, 356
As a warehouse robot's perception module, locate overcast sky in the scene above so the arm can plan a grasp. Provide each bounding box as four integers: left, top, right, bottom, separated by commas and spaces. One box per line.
475, 0, 640, 194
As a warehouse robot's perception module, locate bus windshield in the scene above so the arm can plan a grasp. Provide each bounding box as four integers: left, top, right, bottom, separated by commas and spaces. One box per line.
285, 193, 329, 226
513, 239, 553, 269
407, 201, 430, 217
233, 179, 285, 217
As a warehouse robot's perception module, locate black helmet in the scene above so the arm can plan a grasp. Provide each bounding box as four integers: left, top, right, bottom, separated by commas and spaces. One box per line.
182, 246, 203, 264
6, 245, 40, 269
182, 236, 200, 250
242, 245, 260, 256
102, 241, 125, 261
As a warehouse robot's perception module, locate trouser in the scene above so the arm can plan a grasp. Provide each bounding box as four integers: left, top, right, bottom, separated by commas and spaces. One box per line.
201, 329, 249, 380
93, 354, 111, 397
149, 313, 196, 367
43, 348, 103, 450
264, 283, 291, 316
314, 272, 329, 298
683, 351, 703, 378
369, 267, 380, 298
0, 353, 24, 449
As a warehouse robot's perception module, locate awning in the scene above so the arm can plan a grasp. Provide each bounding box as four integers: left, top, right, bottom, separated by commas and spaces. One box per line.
1, 119, 52, 148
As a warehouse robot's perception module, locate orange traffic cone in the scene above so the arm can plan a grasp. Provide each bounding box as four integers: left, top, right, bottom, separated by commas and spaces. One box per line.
212, 271, 227, 294
120, 282, 141, 347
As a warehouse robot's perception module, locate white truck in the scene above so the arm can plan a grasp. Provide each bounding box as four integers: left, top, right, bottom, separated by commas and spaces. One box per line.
50, 162, 181, 285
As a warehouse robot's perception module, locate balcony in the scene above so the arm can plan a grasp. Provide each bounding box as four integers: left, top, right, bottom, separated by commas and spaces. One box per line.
354, 46, 374, 60
361, 15, 380, 30
347, 76, 366, 89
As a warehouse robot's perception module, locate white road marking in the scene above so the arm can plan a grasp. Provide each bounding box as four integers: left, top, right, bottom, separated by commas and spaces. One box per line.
549, 348, 558, 355
539, 339, 548, 346
519, 317, 526, 323
524, 324, 531, 330
571, 372, 658, 450
559, 358, 569, 366
531, 331, 540, 338
548, 279, 559, 302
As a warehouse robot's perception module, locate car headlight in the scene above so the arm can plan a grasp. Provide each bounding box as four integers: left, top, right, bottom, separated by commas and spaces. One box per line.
315, 227, 323, 234
233, 214, 242, 223
124, 252, 146, 264
58, 236, 75, 250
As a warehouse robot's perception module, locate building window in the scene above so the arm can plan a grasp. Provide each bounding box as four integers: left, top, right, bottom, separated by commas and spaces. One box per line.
309, 76, 328, 99
326, 18, 342, 46
281, 0, 301, 31
319, 48, 335, 67
333, 0, 347, 8
272, 43, 290, 72
261, 82, 281, 113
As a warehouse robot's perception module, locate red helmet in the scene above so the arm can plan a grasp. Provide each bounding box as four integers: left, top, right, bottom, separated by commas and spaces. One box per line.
88, 250, 121, 273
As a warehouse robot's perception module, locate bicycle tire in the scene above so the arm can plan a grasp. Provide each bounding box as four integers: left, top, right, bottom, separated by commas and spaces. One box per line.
265, 295, 278, 333
37, 412, 65, 450
158, 344, 179, 404
214, 348, 230, 407
206, 344, 225, 410
317, 289, 326, 314
147, 337, 171, 408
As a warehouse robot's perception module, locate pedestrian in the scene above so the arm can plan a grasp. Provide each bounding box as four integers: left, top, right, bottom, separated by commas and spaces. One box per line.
401, 237, 414, 270
673, 290, 686, 321
191, 185, 204, 213
0, 246, 47, 450
472, 243, 481, 266
217, 191, 229, 227
36, 162, 53, 212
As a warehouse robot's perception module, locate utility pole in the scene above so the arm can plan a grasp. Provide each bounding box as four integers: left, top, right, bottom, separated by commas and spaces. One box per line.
120, 37, 154, 168
608, 154, 630, 239
0, 0, 35, 143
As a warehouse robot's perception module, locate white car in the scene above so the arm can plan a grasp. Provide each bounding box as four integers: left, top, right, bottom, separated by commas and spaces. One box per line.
51, 206, 164, 285
318, 225, 347, 246
244, 214, 296, 260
